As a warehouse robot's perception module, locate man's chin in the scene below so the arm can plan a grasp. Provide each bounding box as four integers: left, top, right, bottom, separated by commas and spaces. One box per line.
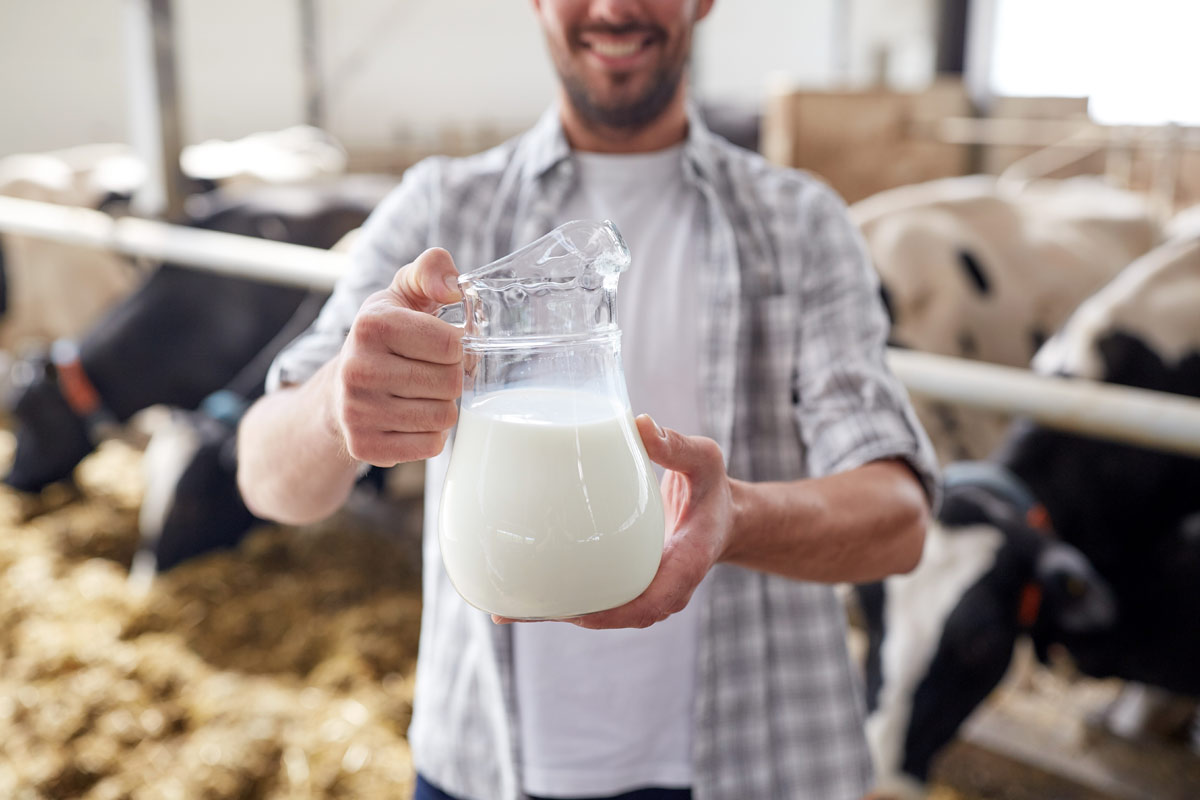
566, 77, 681, 132
577, 104, 665, 132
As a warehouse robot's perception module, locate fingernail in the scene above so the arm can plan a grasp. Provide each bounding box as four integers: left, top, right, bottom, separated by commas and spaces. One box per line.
638, 417, 667, 441
444, 274, 461, 292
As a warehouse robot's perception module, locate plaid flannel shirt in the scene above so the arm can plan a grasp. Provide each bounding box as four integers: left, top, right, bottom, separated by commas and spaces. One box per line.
269, 106, 940, 800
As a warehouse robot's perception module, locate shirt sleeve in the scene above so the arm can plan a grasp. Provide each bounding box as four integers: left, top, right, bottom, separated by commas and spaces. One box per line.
793, 179, 941, 508
266, 158, 437, 392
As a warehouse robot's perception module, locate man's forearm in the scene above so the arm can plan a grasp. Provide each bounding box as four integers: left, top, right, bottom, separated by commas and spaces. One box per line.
236, 360, 360, 526
722, 460, 929, 584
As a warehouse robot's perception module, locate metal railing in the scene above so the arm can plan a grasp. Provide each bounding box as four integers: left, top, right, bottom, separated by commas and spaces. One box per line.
888, 350, 1200, 458
0, 195, 346, 290
2, 194, 1200, 457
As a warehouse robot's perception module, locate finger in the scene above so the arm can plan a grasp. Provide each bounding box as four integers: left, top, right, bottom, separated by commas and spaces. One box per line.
355, 304, 463, 365
388, 247, 463, 312
635, 415, 724, 479
569, 582, 687, 630
392, 359, 463, 401
341, 354, 462, 401
348, 396, 458, 434
343, 430, 449, 466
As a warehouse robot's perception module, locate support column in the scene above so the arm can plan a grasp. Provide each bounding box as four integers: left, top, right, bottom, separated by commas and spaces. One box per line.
298, 0, 325, 129
125, 0, 187, 220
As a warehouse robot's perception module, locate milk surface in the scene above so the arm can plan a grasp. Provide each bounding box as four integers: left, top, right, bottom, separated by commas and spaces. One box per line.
439, 387, 665, 619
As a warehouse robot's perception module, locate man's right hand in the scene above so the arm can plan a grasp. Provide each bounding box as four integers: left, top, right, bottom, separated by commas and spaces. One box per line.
330, 247, 465, 466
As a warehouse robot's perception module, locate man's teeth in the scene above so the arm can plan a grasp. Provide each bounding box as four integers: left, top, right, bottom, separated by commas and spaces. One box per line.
592, 40, 642, 58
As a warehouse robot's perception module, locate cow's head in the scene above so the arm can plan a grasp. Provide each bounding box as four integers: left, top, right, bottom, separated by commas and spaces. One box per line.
861, 481, 1115, 793
136, 395, 260, 576
3, 351, 93, 493
865, 218, 1001, 357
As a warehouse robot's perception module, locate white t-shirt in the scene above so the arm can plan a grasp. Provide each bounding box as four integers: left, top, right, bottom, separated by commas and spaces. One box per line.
511, 146, 709, 798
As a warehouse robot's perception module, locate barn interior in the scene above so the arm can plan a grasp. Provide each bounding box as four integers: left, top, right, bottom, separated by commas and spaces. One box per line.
1, 1, 1198, 798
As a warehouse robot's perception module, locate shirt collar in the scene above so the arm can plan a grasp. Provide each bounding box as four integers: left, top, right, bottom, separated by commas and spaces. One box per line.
521, 106, 572, 182
521, 102, 721, 185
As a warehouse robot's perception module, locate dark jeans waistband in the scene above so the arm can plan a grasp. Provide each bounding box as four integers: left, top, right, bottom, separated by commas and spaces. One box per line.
414, 774, 692, 800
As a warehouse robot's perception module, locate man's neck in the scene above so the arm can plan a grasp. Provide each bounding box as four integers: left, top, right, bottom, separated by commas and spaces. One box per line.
558, 86, 690, 154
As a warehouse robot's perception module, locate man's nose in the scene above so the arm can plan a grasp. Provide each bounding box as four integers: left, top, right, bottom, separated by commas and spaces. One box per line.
587, 0, 647, 25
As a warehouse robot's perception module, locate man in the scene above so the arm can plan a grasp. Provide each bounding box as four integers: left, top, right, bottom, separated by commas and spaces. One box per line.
237, 1, 938, 798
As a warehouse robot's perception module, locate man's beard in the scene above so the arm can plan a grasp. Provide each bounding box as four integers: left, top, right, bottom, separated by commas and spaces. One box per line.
561, 62, 686, 132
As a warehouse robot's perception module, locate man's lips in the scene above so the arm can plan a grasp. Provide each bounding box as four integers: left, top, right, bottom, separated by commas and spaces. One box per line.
577, 28, 662, 69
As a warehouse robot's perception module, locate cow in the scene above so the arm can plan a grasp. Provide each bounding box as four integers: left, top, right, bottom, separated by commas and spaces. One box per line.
859, 467, 1117, 798
2, 177, 394, 495
860, 232, 1200, 796
851, 176, 1162, 463
1001, 234, 1200, 693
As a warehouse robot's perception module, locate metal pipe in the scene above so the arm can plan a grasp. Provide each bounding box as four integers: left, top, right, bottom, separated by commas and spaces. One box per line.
0, 196, 345, 291
2, 195, 1199, 457
929, 117, 1200, 150
888, 349, 1200, 457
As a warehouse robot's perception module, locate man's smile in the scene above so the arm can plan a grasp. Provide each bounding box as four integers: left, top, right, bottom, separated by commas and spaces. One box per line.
577, 28, 663, 70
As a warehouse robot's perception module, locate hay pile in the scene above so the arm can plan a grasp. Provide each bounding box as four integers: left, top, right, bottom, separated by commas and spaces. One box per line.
0, 436, 424, 799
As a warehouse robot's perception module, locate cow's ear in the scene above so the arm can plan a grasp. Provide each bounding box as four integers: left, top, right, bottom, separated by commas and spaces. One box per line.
957, 250, 991, 295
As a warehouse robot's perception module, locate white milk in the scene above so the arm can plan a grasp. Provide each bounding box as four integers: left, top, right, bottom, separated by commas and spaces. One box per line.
439, 387, 665, 619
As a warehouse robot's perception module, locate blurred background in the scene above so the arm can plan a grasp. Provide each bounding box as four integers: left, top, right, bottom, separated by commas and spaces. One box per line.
0, 1, 1198, 798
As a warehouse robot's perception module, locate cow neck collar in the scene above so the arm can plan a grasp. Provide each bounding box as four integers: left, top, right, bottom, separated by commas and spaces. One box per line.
50, 339, 118, 443
942, 462, 1055, 631
941, 460, 1055, 535
200, 389, 250, 428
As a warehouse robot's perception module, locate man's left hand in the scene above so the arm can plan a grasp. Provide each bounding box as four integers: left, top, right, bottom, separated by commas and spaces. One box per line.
492, 415, 734, 630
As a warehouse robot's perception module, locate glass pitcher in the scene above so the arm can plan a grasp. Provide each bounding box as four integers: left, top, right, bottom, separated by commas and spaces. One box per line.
436, 220, 665, 620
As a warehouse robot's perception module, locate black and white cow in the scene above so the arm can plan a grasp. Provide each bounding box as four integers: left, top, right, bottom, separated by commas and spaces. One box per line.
851, 176, 1161, 463
858, 467, 1117, 797
999, 235, 1200, 692
861, 233, 1200, 795
2, 177, 393, 494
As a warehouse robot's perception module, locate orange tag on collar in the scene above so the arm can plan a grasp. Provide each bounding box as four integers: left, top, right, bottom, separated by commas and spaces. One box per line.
1026, 503, 1052, 533
1018, 582, 1042, 628
55, 358, 102, 417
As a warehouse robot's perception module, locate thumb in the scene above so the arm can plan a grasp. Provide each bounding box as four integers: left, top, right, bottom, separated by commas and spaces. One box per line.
389, 247, 462, 312
636, 415, 723, 479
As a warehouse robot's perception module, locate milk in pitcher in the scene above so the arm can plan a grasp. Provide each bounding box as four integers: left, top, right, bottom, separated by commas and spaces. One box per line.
439, 387, 665, 619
